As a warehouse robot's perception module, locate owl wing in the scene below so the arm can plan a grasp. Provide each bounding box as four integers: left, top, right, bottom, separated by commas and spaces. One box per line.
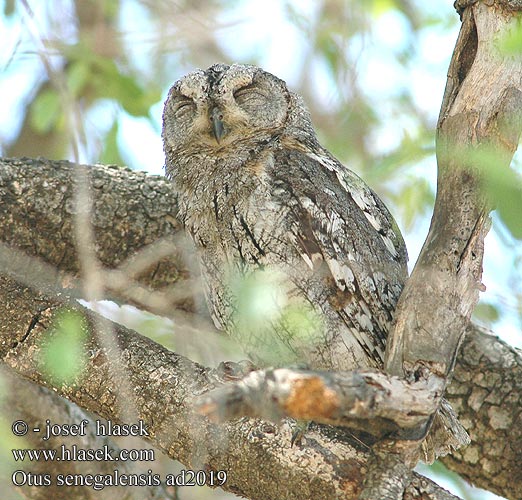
301, 148, 407, 262
271, 146, 408, 367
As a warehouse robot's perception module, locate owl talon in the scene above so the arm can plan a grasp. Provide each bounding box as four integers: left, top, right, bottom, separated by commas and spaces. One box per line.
291, 420, 310, 447
216, 360, 257, 381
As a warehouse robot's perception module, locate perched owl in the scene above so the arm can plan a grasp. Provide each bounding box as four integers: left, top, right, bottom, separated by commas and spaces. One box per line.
162, 63, 468, 460
162, 63, 406, 370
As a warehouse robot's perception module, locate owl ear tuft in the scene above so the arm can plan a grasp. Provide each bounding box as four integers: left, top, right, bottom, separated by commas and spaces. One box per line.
207, 63, 230, 86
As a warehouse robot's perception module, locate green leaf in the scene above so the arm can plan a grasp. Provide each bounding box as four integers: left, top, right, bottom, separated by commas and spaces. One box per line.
67, 60, 90, 96
473, 302, 500, 324
60, 44, 161, 117
497, 15, 522, 55
229, 269, 324, 366
279, 303, 324, 345
316, 31, 341, 77
90, 57, 161, 117
372, 0, 397, 16
100, 119, 125, 166
394, 177, 434, 229
29, 89, 61, 134
451, 145, 522, 240
479, 154, 522, 240
100, 0, 119, 18
496, 187, 522, 239
38, 310, 89, 385
233, 269, 287, 323
117, 74, 161, 117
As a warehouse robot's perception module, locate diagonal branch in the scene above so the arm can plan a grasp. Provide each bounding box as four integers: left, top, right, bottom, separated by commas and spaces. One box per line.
0, 276, 459, 500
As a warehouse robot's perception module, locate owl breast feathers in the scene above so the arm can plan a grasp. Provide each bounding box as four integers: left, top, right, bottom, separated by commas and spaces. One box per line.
162, 63, 408, 371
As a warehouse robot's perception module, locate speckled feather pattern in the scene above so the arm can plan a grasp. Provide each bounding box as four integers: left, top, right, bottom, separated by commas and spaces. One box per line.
162, 63, 408, 371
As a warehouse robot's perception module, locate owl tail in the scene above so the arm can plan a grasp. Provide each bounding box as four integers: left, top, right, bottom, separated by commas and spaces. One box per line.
421, 398, 471, 464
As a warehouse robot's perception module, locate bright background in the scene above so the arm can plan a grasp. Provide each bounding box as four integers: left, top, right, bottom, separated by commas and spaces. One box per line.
1, 1, 521, 499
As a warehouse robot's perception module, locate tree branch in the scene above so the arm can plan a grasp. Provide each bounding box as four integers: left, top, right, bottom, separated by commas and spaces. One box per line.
1, 149, 522, 496
0, 157, 199, 315
3, 8, 522, 490
364, 0, 522, 494
0, 276, 458, 500
196, 367, 444, 439
382, 0, 522, 460
386, 0, 522, 390
443, 323, 522, 499
1, 367, 174, 500
1, 2, 521, 500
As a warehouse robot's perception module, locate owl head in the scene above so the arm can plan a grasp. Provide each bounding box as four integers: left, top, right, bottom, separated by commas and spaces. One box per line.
162, 63, 316, 160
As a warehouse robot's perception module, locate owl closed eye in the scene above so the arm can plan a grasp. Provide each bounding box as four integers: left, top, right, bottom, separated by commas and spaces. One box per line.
173, 98, 195, 118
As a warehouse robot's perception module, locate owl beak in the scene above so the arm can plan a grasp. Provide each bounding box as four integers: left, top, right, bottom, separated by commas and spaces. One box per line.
210, 107, 226, 143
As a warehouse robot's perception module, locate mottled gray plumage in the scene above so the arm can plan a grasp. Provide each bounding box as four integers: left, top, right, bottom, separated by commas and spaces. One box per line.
162, 63, 469, 462
162, 63, 407, 370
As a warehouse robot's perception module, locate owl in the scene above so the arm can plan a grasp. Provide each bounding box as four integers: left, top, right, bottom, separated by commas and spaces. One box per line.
162, 63, 407, 371
162, 63, 468, 461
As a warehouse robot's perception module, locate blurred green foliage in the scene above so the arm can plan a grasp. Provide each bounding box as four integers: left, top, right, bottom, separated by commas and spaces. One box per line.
473, 302, 501, 325
38, 309, 89, 385
30, 89, 61, 134
483, 165, 522, 240
62, 46, 160, 116
453, 145, 522, 240
230, 269, 324, 366
497, 14, 522, 54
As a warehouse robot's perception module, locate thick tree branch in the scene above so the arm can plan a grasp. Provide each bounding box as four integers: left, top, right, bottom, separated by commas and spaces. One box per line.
0, 157, 199, 315
196, 367, 444, 438
1, 367, 173, 500
386, 0, 522, 387
443, 324, 522, 499
0, 158, 181, 276
1, 151, 522, 496
370, 0, 522, 494
0, 276, 458, 500
382, 0, 522, 463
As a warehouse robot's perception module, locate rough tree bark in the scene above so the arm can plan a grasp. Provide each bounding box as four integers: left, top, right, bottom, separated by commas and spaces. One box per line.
1, 1, 522, 499
1, 165, 521, 498
0, 275, 460, 500
386, 0, 522, 389
1, 368, 175, 500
